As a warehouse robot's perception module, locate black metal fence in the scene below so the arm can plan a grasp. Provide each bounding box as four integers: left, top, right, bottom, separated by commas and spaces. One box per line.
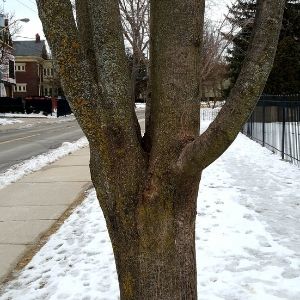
57, 98, 72, 117
0, 97, 25, 113
0, 97, 72, 117
242, 95, 300, 166
25, 97, 53, 115
200, 108, 221, 121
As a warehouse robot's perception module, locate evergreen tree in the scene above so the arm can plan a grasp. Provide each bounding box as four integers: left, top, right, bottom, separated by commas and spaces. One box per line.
226, 0, 300, 95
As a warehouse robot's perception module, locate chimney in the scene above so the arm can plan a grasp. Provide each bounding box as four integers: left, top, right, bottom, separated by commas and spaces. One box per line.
36, 33, 41, 43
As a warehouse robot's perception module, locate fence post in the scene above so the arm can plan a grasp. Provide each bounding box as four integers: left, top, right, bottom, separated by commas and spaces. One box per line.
281, 106, 286, 160
262, 99, 265, 147
250, 113, 254, 139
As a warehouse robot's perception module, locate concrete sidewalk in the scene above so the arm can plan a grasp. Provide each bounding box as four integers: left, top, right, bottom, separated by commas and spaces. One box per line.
0, 147, 91, 282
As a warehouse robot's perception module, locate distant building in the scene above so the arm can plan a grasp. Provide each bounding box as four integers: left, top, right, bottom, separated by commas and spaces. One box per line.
202, 79, 230, 101
0, 14, 16, 97
13, 34, 62, 98
202, 63, 230, 102
13, 34, 47, 97
42, 59, 63, 97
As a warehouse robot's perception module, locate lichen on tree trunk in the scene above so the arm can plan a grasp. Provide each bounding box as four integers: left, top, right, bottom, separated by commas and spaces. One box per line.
94, 164, 201, 300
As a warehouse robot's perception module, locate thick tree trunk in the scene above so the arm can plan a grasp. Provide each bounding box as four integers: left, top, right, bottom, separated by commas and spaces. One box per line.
90, 142, 201, 299
105, 174, 201, 300
117, 229, 197, 300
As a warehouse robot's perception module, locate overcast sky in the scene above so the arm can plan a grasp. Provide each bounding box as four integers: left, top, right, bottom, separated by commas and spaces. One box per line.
3, 0, 232, 41
3, 0, 44, 40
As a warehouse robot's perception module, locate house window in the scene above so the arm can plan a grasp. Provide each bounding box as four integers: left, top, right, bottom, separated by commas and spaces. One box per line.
15, 63, 26, 72
44, 87, 48, 95
15, 84, 27, 92
43, 68, 54, 77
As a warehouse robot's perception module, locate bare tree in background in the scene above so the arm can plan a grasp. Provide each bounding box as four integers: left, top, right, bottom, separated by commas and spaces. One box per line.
201, 2, 240, 106
0, 12, 22, 97
119, 0, 149, 103
37, 0, 285, 298
0, 12, 21, 63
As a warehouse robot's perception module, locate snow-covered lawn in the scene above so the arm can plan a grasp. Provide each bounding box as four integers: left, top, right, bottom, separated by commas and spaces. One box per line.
0, 113, 57, 119
0, 137, 88, 190
1, 121, 300, 299
0, 118, 23, 126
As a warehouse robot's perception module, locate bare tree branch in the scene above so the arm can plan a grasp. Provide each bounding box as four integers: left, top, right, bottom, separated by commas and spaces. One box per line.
177, 0, 285, 173
119, 0, 150, 104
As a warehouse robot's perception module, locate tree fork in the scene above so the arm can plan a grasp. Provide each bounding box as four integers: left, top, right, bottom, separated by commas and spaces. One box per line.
37, 0, 285, 299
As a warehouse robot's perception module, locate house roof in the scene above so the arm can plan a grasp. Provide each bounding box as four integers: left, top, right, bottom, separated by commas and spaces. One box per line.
13, 40, 47, 58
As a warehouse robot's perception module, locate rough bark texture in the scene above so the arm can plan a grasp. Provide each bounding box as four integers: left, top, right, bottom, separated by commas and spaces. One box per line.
36, 0, 285, 299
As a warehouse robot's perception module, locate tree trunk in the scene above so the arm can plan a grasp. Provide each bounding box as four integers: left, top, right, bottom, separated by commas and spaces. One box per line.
96, 168, 202, 299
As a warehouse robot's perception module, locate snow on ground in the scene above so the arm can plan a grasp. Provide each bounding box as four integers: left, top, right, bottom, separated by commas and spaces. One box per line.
0, 137, 88, 190
196, 124, 300, 300
0, 113, 57, 119
0, 190, 119, 300
135, 103, 146, 110
0, 118, 23, 126
17, 116, 76, 129
0, 115, 76, 130
1, 119, 300, 299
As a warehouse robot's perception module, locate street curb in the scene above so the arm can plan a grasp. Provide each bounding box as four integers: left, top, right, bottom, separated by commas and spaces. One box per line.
0, 182, 93, 287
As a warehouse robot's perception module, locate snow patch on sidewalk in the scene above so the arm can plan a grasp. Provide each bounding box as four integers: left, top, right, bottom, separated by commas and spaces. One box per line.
0, 137, 88, 190
0, 190, 118, 300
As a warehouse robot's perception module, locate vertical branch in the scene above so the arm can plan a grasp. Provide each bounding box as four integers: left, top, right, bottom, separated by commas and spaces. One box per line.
87, 0, 131, 109
119, 0, 150, 104
36, 0, 102, 140
85, 0, 144, 149
146, 0, 205, 159
75, 0, 98, 82
177, 0, 286, 173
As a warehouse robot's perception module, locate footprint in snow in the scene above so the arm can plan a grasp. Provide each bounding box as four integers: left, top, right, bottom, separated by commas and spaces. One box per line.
243, 213, 255, 221
281, 269, 300, 279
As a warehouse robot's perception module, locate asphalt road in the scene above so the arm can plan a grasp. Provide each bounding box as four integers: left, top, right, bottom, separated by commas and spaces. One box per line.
0, 110, 145, 173
0, 119, 84, 172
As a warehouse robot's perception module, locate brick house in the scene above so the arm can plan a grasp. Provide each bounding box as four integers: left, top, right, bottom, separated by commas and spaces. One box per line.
13, 34, 48, 97
0, 14, 16, 97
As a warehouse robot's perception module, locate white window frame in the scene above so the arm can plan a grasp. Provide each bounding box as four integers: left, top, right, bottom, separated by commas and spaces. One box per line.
15, 83, 27, 92
15, 63, 26, 72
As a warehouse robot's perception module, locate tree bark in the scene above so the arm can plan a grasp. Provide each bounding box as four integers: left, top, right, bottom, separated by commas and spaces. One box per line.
91, 148, 202, 299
